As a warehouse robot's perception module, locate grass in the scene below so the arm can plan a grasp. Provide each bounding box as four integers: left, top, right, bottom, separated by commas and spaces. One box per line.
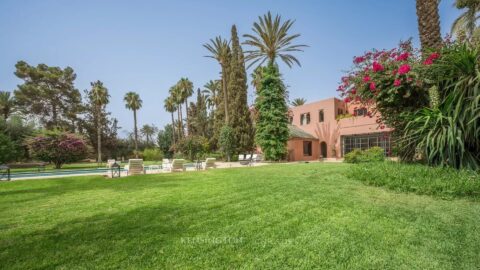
349, 161, 480, 200
1, 163, 479, 269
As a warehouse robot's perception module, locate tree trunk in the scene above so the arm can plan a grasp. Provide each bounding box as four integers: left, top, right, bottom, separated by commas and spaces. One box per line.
171, 112, 176, 145
416, 0, 442, 51
184, 100, 189, 136
133, 109, 138, 158
97, 106, 102, 164
221, 65, 229, 124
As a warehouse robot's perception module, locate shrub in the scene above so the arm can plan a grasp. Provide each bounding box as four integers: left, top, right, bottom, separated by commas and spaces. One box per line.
142, 148, 163, 161
26, 130, 89, 169
218, 125, 235, 162
176, 135, 209, 161
0, 133, 17, 164
347, 161, 480, 200
344, 147, 385, 163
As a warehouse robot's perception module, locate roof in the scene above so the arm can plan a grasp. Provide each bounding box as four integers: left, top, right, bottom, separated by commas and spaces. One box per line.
288, 125, 318, 140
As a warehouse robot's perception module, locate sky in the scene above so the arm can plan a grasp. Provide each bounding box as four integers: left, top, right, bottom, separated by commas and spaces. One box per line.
0, 0, 461, 136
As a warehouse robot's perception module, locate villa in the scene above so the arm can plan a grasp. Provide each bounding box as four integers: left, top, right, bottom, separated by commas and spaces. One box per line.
287, 97, 393, 161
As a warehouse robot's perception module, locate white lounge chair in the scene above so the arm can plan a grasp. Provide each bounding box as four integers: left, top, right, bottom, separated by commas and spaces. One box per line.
170, 159, 185, 172
162, 159, 171, 171
239, 154, 251, 165
203, 158, 216, 170
124, 159, 145, 175
238, 154, 245, 161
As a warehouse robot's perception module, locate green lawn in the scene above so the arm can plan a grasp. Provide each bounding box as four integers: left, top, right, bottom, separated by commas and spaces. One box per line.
1, 163, 479, 269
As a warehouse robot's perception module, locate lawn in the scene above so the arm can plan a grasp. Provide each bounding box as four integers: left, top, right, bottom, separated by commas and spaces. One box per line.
0, 163, 479, 269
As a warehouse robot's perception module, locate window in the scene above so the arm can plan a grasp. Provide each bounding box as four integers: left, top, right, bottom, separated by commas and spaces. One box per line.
303, 141, 312, 156
319, 110, 324, 122
354, 108, 368, 116
300, 113, 310, 125
337, 109, 344, 116
288, 116, 293, 124
342, 133, 393, 157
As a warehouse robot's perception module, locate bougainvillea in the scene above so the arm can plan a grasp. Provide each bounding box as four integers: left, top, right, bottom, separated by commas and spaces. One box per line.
27, 130, 89, 168
337, 40, 439, 132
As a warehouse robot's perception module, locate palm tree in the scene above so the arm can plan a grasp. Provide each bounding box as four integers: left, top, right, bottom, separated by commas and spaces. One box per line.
416, 0, 442, 50
164, 96, 177, 145
202, 80, 220, 111
451, 0, 480, 39
90, 81, 110, 164
0, 91, 15, 120
243, 12, 307, 68
177, 78, 194, 135
169, 85, 184, 137
124, 92, 143, 158
140, 124, 157, 146
291, 98, 306, 107
204, 36, 231, 124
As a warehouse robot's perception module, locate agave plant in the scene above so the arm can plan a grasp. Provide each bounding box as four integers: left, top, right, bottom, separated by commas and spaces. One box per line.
402, 43, 480, 170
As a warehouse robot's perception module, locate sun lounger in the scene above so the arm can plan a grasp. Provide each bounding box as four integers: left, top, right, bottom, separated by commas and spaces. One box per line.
170, 159, 186, 172
124, 159, 145, 175
203, 158, 216, 170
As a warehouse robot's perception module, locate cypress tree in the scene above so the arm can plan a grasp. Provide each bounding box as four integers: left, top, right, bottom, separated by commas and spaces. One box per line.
255, 64, 289, 161
228, 25, 254, 153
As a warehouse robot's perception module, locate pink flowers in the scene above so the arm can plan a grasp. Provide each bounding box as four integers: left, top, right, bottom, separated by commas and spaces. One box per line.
350, 88, 357, 95
395, 52, 409, 61
369, 82, 376, 90
398, 64, 411, 75
423, 52, 440, 65
363, 75, 371, 82
372, 61, 384, 72
344, 97, 351, 103
394, 79, 401, 87
354, 56, 365, 64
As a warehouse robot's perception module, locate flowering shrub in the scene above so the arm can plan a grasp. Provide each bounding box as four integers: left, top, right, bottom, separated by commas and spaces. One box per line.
338, 40, 434, 131
27, 130, 89, 168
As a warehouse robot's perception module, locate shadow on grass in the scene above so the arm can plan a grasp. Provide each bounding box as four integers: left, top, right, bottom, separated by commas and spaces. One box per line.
0, 203, 197, 269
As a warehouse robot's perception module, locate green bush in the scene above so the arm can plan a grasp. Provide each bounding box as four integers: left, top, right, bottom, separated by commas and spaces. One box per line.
142, 148, 163, 161
347, 161, 480, 200
344, 147, 385, 163
0, 133, 17, 164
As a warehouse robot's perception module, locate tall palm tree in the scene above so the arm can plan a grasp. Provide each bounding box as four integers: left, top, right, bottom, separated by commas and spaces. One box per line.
177, 78, 194, 135
451, 0, 480, 39
140, 124, 157, 146
124, 92, 143, 158
0, 91, 15, 120
416, 0, 443, 50
169, 85, 184, 137
243, 12, 307, 68
291, 98, 307, 107
204, 36, 231, 124
164, 96, 177, 145
90, 81, 110, 164
202, 80, 220, 111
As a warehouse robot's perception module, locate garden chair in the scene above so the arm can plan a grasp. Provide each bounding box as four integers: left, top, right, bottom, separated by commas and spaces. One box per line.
238, 154, 245, 162
124, 159, 145, 176
239, 154, 251, 166
251, 154, 263, 165
203, 158, 217, 170
170, 159, 186, 172
106, 159, 116, 168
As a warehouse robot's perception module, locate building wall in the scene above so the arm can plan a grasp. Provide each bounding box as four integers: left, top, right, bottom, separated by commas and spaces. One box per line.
289, 98, 392, 158
287, 138, 319, 161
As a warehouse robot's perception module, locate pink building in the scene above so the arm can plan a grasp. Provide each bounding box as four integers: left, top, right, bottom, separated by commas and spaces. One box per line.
287, 97, 393, 161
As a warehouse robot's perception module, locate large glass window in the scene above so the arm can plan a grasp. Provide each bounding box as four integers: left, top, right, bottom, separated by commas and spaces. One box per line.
319, 110, 324, 122
303, 141, 312, 156
341, 133, 392, 156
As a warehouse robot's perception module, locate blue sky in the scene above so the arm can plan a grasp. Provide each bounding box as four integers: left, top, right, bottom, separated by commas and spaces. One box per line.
0, 0, 460, 135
